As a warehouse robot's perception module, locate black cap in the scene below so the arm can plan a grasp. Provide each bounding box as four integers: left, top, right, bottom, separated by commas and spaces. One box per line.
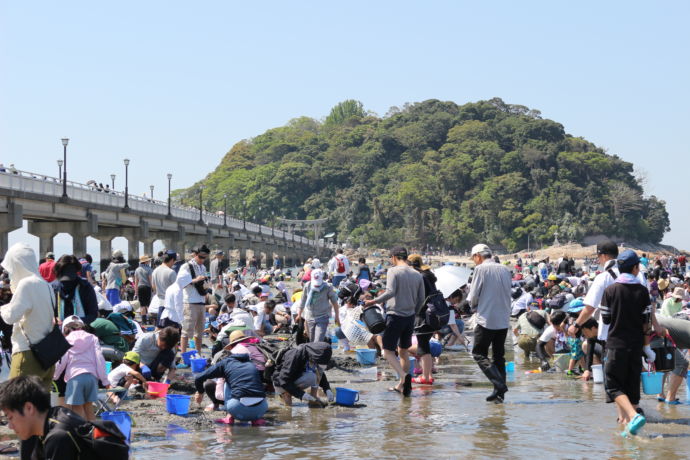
596, 240, 618, 257
390, 246, 408, 260
192, 245, 211, 255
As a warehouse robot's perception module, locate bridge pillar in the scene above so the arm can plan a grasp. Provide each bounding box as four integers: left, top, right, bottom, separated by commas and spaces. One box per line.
27, 223, 56, 258
0, 202, 23, 258
73, 234, 88, 257
128, 239, 140, 268
98, 236, 114, 273
142, 238, 155, 259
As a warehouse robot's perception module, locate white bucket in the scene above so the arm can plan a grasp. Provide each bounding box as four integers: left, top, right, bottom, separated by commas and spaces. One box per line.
592, 364, 604, 384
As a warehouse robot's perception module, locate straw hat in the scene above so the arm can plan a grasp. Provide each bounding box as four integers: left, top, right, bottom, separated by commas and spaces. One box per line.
672, 287, 685, 300
658, 278, 669, 291
224, 330, 249, 349
139, 254, 152, 263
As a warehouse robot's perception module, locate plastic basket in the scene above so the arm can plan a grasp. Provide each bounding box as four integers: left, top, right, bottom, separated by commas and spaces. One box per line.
341, 319, 373, 346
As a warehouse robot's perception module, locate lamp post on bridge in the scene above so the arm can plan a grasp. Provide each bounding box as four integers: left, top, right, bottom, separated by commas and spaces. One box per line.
167, 173, 172, 216
223, 194, 228, 227
242, 200, 247, 230
123, 158, 130, 209
149, 185, 154, 201
110, 174, 115, 190
198, 185, 205, 223
57, 160, 63, 181
61, 138, 68, 197
271, 211, 275, 237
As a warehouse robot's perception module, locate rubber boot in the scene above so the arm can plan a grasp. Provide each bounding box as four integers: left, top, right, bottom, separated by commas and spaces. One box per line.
481, 365, 508, 402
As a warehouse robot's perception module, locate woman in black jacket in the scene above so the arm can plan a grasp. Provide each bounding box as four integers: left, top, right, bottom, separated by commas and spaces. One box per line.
53, 255, 98, 325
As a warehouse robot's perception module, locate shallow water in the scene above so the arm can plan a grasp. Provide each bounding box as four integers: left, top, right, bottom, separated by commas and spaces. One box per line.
130, 343, 690, 460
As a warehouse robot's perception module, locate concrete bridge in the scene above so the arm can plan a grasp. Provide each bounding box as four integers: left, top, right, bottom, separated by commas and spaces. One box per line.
0, 169, 323, 270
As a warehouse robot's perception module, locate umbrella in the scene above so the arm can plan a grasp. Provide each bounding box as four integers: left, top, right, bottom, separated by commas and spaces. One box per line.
432, 265, 472, 298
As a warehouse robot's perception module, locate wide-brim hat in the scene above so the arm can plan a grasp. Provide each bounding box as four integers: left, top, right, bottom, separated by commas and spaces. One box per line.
224, 330, 250, 349
139, 255, 152, 263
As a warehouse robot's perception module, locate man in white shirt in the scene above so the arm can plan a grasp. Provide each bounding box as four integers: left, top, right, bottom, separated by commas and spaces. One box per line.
570, 240, 664, 353
178, 245, 211, 354
161, 268, 192, 331
328, 249, 350, 288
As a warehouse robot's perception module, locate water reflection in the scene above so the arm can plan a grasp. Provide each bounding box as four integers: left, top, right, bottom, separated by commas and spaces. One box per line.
130, 348, 689, 459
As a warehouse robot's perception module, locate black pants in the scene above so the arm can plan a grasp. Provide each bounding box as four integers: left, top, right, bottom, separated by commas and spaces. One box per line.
204, 380, 224, 407
472, 325, 508, 390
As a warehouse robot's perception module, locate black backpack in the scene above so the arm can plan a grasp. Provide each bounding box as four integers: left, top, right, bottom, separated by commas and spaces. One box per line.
423, 290, 450, 331
53, 418, 129, 460
526, 311, 547, 330
187, 263, 208, 296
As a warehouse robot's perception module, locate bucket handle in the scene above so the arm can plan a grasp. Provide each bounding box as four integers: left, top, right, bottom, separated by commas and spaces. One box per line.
354, 392, 359, 403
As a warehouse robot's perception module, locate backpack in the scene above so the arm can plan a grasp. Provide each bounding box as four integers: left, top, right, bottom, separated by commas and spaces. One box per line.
53, 418, 129, 460
423, 290, 450, 330
336, 256, 346, 274
526, 311, 546, 330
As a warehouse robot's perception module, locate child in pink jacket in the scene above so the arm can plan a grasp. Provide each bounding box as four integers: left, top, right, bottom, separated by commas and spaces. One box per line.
53, 315, 110, 420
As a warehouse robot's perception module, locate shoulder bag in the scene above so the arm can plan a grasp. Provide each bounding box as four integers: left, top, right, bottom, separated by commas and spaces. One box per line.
19, 285, 72, 370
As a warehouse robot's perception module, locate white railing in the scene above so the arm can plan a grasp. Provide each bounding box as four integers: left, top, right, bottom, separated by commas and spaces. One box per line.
0, 168, 314, 246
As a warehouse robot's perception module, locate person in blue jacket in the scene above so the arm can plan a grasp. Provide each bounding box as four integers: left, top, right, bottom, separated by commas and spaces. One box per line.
193, 354, 267, 425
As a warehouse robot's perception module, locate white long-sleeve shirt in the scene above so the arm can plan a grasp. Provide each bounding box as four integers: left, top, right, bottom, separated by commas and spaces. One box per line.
328, 254, 350, 276
1, 275, 54, 353
162, 269, 192, 324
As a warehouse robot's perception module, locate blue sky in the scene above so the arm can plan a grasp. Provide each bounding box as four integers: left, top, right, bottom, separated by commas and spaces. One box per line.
2, 1, 689, 257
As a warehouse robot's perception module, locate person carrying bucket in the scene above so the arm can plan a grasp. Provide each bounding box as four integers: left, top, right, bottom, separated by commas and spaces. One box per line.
600, 250, 664, 436
193, 354, 268, 425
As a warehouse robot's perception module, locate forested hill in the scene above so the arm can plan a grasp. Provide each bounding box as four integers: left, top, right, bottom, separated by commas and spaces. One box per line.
176, 98, 670, 252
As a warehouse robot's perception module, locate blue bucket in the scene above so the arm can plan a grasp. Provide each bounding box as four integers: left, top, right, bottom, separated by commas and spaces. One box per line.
408, 356, 416, 376
641, 371, 663, 395
105, 361, 112, 374
355, 349, 376, 365
331, 335, 339, 349
166, 394, 191, 416
101, 411, 132, 442
182, 351, 197, 366
505, 361, 515, 372
190, 357, 207, 373
335, 387, 359, 406
429, 340, 442, 358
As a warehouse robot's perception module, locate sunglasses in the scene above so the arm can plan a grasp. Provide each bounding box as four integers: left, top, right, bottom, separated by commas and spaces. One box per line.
197, 255, 207, 260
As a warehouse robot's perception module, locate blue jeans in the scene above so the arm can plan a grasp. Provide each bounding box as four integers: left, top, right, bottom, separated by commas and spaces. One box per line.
106, 288, 121, 307
332, 275, 346, 288
225, 398, 268, 421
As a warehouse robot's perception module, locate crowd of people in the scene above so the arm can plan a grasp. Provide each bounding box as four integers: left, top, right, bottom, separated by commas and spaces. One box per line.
0, 239, 687, 457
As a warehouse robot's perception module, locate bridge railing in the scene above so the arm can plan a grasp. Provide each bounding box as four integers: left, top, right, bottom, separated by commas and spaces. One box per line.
0, 169, 313, 246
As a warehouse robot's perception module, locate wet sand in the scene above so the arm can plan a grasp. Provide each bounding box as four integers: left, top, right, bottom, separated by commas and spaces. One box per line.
1, 334, 689, 459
